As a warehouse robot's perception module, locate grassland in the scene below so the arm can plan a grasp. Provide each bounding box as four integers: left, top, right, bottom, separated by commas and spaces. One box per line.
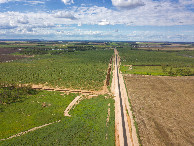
118, 48, 194, 76
0, 50, 113, 90
0, 95, 115, 145
0, 89, 77, 140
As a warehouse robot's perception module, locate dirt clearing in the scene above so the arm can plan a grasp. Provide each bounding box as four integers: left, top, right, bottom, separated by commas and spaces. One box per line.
124, 75, 194, 146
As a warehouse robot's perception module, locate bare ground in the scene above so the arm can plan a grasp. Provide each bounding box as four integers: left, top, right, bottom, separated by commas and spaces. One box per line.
64, 96, 82, 117
112, 49, 139, 146
124, 75, 194, 146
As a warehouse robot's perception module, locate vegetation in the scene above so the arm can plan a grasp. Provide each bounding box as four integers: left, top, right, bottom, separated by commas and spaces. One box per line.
118, 48, 194, 76
0, 84, 37, 105
120, 66, 194, 76
0, 95, 115, 145
0, 90, 77, 140
0, 50, 113, 90
0, 42, 115, 145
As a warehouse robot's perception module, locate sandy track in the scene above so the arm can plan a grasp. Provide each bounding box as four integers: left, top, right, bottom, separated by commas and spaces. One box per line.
64, 96, 82, 117
0, 120, 61, 141
112, 49, 139, 146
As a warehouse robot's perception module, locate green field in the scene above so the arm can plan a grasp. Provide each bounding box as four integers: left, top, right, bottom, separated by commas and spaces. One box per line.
0, 93, 115, 145
0, 50, 113, 90
0, 89, 77, 139
118, 48, 194, 76
0, 44, 115, 145
120, 65, 194, 76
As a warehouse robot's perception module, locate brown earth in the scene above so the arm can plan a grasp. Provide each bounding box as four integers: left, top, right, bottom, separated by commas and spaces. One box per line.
124, 75, 194, 146
0, 54, 26, 62
0, 48, 27, 62
0, 47, 21, 54
139, 47, 194, 51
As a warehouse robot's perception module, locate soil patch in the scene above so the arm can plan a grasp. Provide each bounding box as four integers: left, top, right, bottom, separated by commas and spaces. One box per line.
124, 75, 194, 146
0, 54, 26, 62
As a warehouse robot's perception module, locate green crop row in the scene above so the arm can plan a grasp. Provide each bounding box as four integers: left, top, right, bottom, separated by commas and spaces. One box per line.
118, 48, 194, 76
120, 66, 194, 76
0, 50, 113, 90
118, 48, 194, 66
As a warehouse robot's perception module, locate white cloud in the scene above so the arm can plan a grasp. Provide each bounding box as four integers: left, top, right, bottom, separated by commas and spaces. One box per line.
0, 0, 21, 3
27, 1, 45, 5
61, 0, 74, 5
53, 11, 76, 20
98, 20, 110, 25
0, 0, 194, 41
0, 23, 17, 29
78, 22, 82, 26
111, 0, 145, 9
179, 0, 194, 5
0, 0, 7, 3
17, 16, 29, 24
0, 0, 44, 4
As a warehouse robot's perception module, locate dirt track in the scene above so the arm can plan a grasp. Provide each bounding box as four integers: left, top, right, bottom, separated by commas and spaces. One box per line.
124, 75, 194, 146
112, 49, 139, 146
64, 96, 81, 117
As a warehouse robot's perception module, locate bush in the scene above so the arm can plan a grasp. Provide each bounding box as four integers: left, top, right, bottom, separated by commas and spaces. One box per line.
0, 84, 38, 104
175, 68, 193, 76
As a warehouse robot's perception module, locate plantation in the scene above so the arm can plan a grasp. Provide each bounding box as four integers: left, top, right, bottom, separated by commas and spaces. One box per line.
118, 48, 194, 76
0, 50, 113, 90
0, 95, 115, 145
0, 43, 115, 145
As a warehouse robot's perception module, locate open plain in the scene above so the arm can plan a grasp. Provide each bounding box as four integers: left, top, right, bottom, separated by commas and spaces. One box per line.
124, 74, 194, 146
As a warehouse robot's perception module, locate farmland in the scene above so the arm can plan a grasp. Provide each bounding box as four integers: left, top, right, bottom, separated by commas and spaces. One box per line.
117, 42, 194, 145
118, 47, 194, 76
1, 41, 194, 146
124, 75, 194, 145
0, 90, 115, 145
0, 41, 115, 145
0, 49, 113, 90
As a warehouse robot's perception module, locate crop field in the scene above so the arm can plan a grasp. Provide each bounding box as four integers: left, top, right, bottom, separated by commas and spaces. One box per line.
123, 75, 194, 146
0, 94, 115, 145
0, 49, 113, 90
1, 41, 193, 145
136, 42, 194, 51
0, 42, 115, 145
118, 48, 194, 76
120, 65, 194, 76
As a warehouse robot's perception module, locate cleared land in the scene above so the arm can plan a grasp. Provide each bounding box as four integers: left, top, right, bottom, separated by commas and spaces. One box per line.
124, 75, 194, 146
0, 48, 25, 62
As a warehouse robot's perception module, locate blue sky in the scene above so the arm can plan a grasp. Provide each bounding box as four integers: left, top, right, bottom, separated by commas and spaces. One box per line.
0, 0, 194, 42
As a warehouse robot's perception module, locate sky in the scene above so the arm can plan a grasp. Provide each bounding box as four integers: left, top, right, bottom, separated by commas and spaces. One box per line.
0, 0, 194, 42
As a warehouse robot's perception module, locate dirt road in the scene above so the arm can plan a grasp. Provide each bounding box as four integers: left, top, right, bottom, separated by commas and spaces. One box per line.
112, 49, 139, 146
